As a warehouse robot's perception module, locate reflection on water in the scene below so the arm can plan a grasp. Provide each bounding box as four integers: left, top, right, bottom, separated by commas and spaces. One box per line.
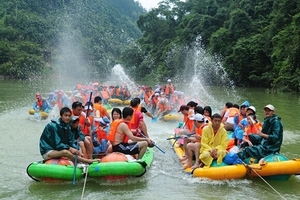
0, 80, 300, 199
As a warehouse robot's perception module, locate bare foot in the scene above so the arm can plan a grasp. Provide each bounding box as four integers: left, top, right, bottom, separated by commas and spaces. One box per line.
183, 162, 192, 169
191, 163, 199, 169
179, 155, 187, 162
89, 159, 101, 164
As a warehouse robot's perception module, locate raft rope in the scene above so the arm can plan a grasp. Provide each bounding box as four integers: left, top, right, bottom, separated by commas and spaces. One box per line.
250, 168, 287, 200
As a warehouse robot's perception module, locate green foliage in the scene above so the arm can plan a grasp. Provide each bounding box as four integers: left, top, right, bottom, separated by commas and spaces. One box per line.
119, 0, 300, 92
0, 0, 145, 80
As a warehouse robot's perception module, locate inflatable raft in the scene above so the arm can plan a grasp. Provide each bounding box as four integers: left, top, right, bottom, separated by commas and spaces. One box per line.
163, 112, 183, 121
28, 109, 49, 119
108, 98, 131, 106
27, 148, 154, 182
169, 136, 300, 180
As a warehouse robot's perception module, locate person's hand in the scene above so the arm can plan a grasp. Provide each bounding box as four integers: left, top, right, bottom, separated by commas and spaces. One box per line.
247, 141, 253, 146
69, 147, 78, 155
210, 148, 218, 159
147, 138, 155, 148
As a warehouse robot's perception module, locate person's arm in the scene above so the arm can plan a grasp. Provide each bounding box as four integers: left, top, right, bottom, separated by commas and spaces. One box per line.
120, 123, 151, 143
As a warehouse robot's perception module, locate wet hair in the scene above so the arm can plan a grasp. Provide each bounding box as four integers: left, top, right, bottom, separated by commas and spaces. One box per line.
203, 106, 212, 118
225, 102, 233, 108
72, 101, 83, 109
232, 104, 239, 109
60, 107, 71, 116
94, 96, 102, 103
187, 101, 198, 107
111, 107, 122, 121
123, 107, 134, 118
133, 97, 141, 104
194, 106, 204, 115
211, 113, 222, 120
130, 98, 139, 107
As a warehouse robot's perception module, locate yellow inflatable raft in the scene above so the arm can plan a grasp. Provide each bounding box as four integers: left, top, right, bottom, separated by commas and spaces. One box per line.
169, 136, 300, 180
108, 98, 123, 105
29, 109, 49, 119
163, 113, 183, 121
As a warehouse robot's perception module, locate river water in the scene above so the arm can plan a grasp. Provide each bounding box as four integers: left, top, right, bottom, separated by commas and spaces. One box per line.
0, 79, 299, 200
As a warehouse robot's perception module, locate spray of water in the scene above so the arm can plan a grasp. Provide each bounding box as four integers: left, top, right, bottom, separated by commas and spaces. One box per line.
178, 36, 240, 111
111, 64, 138, 95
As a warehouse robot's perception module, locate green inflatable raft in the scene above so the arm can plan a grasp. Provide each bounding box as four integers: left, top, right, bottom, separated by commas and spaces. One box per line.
27, 148, 154, 182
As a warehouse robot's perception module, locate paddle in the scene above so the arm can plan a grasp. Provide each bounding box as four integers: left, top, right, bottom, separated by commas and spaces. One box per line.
83, 92, 93, 129
167, 133, 196, 141
139, 131, 166, 154
72, 154, 78, 185
151, 116, 158, 122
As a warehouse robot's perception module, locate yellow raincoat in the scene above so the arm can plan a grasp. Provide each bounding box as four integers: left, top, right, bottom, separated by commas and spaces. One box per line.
200, 123, 228, 167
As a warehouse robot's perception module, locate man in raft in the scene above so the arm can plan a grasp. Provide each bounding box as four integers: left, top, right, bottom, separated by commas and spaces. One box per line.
39, 107, 100, 164
108, 107, 154, 159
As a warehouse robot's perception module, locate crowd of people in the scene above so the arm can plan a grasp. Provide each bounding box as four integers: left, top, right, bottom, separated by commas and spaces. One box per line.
35, 79, 284, 169
175, 100, 283, 169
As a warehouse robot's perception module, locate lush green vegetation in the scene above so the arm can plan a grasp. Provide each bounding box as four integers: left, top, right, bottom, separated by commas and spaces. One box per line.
0, 0, 145, 80
121, 0, 300, 92
1, 0, 299, 92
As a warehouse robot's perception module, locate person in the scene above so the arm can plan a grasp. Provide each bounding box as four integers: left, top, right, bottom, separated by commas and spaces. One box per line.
220, 102, 233, 119
69, 115, 86, 157
39, 107, 99, 164
203, 106, 212, 122
111, 107, 122, 121
164, 79, 175, 103
72, 101, 94, 159
199, 113, 228, 168
107, 107, 154, 159
94, 96, 110, 120
237, 104, 283, 161
155, 97, 172, 119
93, 117, 111, 155
239, 114, 262, 148
130, 98, 149, 137
33, 93, 52, 112
223, 104, 240, 131
133, 97, 155, 120
181, 114, 207, 169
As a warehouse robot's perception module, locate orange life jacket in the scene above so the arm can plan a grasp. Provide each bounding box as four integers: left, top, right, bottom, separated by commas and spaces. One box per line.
183, 115, 194, 132
244, 122, 262, 140
165, 84, 174, 95
36, 99, 43, 108
78, 113, 93, 136
95, 122, 107, 141
195, 123, 207, 141
228, 107, 240, 117
94, 103, 108, 118
107, 119, 131, 143
55, 98, 63, 109
130, 107, 142, 130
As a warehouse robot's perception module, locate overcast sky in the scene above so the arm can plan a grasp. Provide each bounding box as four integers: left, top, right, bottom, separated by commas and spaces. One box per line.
137, 0, 163, 10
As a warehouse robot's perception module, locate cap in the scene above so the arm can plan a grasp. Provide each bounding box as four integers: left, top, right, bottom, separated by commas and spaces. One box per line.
178, 105, 189, 112
190, 114, 205, 122
94, 117, 110, 125
155, 93, 159, 96
167, 79, 172, 83
70, 116, 79, 123
264, 104, 275, 111
160, 98, 166, 104
247, 106, 256, 113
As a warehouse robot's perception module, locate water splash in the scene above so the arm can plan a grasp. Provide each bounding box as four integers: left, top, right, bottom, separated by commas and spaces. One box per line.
181, 36, 239, 111
111, 64, 137, 96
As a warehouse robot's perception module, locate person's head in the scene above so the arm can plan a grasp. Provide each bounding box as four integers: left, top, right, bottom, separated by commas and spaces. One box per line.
194, 106, 204, 115
122, 107, 134, 120
203, 106, 212, 118
36, 93, 42, 100
246, 106, 256, 116
187, 101, 198, 108
111, 108, 122, 121
247, 114, 257, 125
232, 104, 239, 109
211, 113, 222, 130
160, 98, 166, 104
133, 97, 141, 104
178, 105, 189, 115
225, 102, 233, 108
72, 101, 83, 116
94, 96, 102, 103
130, 98, 139, 108
192, 114, 205, 128
60, 107, 72, 123
70, 116, 79, 129
263, 104, 275, 118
